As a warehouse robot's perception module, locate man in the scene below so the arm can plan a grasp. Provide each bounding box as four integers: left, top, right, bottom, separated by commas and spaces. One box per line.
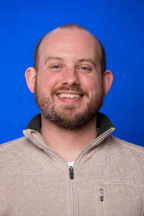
0, 24, 144, 216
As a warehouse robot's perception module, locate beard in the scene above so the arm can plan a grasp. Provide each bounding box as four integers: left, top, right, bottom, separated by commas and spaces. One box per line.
34, 81, 105, 130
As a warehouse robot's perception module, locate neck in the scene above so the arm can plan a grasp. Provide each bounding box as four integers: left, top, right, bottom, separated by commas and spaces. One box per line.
40, 114, 98, 162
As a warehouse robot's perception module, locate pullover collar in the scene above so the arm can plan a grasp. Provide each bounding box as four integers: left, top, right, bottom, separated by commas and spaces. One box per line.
23, 113, 115, 167
25, 112, 114, 138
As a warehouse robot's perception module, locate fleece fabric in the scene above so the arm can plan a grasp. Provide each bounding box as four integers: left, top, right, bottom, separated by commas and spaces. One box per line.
0, 113, 144, 216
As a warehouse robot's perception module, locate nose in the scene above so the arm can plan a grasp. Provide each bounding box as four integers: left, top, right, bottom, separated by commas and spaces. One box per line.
61, 68, 80, 87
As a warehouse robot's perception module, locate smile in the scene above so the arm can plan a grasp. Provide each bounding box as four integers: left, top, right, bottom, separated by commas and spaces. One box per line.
57, 93, 82, 99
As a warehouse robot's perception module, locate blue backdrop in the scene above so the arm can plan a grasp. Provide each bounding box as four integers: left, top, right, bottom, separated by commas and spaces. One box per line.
0, 0, 144, 146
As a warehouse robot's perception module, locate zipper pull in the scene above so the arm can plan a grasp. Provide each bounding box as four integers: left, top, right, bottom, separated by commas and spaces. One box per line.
100, 188, 104, 201
69, 166, 74, 180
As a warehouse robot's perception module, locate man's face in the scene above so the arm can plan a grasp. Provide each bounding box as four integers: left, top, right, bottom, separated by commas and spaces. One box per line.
34, 28, 105, 129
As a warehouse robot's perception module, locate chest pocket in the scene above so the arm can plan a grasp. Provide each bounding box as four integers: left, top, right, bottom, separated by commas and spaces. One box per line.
99, 183, 142, 216
77, 183, 143, 216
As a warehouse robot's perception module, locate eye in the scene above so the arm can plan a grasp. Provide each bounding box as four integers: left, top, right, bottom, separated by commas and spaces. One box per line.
51, 65, 60, 68
77, 65, 91, 73
49, 64, 63, 72
80, 67, 89, 70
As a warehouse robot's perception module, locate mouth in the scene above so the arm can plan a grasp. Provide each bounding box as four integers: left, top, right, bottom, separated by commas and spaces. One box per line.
57, 93, 83, 99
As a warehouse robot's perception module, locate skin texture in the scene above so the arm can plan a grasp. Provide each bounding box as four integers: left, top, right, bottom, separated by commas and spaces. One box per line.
25, 27, 113, 161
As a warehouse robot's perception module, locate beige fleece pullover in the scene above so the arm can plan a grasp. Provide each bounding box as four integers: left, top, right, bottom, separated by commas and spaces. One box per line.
0, 113, 144, 216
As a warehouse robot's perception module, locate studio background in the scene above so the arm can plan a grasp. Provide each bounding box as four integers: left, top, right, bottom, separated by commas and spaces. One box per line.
0, 0, 144, 146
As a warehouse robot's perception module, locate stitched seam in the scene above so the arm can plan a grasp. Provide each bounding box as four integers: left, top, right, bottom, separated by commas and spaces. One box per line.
0, 137, 26, 152
112, 136, 144, 154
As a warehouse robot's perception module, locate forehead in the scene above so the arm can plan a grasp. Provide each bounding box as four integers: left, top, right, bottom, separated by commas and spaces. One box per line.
38, 28, 102, 62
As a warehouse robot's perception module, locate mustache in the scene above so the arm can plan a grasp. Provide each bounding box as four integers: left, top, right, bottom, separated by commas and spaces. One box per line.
51, 86, 89, 97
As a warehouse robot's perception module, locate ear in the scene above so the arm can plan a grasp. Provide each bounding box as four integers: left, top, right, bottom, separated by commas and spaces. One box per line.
103, 70, 113, 95
25, 67, 36, 93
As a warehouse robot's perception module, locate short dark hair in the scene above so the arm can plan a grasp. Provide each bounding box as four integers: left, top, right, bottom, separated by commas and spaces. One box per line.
33, 24, 106, 74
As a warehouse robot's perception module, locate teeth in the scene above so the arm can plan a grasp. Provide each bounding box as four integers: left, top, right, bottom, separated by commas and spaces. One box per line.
58, 93, 81, 98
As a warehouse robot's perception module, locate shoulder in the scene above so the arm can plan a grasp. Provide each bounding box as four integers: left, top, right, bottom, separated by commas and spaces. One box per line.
102, 136, 144, 183
0, 136, 31, 152
0, 137, 26, 149
0, 136, 41, 176
105, 135, 144, 167
0, 137, 34, 163
109, 135, 144, 154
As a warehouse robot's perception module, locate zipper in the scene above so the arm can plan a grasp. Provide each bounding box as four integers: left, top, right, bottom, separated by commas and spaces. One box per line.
69, 166, 74, 215
100, 188, 104, 215
69, 166, 74, 179
100, 188, 104, 201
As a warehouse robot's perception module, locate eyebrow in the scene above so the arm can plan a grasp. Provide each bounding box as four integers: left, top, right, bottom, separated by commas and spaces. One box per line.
44, 56, 64, 65
44, 56, 96, 68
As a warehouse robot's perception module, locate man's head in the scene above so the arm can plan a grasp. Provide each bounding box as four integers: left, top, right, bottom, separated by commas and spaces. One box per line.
33, 24, 106, 75
25, 24, 113, 130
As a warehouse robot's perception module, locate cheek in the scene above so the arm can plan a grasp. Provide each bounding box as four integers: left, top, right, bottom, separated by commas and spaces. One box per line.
37, 72, 61, 92
81, 76, 100, 94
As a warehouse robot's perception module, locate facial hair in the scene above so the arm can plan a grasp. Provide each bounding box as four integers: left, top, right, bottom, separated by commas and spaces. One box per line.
34, 80, 105, 130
